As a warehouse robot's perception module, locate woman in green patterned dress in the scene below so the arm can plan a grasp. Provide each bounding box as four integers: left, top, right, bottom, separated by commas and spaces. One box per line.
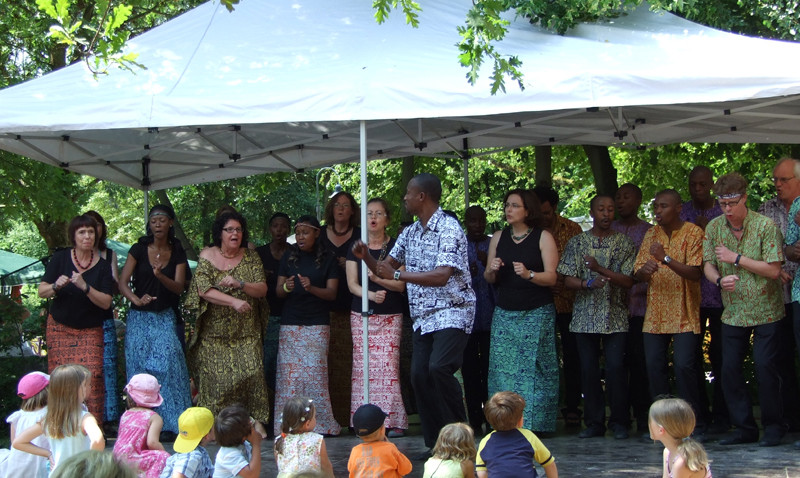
186, 211, 270, 427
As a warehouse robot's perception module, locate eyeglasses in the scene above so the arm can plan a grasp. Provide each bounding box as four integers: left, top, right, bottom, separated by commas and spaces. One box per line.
333, 202, 351, 209
366, 212, 386, 218
222, 227, 243, 233
717, 196, 743, 209
504, 202, 523, 209
772, 176, 795, 185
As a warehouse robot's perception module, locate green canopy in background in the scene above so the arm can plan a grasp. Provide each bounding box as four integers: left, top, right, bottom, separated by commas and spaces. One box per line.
0, 239, 197, 286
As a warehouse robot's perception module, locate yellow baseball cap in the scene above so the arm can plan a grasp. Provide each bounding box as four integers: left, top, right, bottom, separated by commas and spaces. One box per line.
174, 407, 214, 453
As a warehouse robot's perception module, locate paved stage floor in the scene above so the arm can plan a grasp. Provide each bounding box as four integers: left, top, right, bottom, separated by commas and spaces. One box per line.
142, 413, 800, 477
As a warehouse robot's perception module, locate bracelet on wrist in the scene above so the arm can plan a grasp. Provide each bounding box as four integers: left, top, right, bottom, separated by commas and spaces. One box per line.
282, 282, 290, 293
83, 283, 90, 294
586, 278, 594, 289
734, 254, 742, 267
716, 276, 722, 288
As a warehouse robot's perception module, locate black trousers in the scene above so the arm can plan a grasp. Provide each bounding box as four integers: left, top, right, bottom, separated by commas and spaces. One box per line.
556, 312, 582, 414
462, 330, 490, 432
626, 315, 650, 429
575, 332, 629, 430
721, 320, 785, 437
411, 327, 468, 448
699, 307, 724, 426
643, 332, 706, 430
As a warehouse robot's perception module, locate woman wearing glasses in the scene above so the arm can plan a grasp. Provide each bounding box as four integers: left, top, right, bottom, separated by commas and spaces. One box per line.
320, 191, 361, 428
185, 211, 270, 431
118, 205, 193, 438
484, 188, 560, 434
346, 198, 408, 436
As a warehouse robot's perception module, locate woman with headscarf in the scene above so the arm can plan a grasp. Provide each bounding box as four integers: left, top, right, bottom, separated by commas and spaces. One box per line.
273, 215, 341, 436
118, 204, 193, 436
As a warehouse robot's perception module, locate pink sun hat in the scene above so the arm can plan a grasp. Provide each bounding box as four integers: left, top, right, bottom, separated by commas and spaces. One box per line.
124, 373, 164, 408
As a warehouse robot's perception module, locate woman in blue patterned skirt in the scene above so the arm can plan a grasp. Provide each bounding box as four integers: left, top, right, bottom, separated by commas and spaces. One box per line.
484, 189, 560, 432
119, 204, 192, 436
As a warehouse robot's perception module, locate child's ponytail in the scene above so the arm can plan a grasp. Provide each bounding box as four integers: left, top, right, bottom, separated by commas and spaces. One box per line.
677, 438, 710, 473
274, 397, 315, 456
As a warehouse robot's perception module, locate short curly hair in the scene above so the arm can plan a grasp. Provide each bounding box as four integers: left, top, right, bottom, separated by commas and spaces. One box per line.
211, 211, 249, 249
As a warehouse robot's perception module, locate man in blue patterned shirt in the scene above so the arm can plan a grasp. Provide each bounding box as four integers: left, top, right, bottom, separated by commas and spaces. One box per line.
353, 173, 476, 454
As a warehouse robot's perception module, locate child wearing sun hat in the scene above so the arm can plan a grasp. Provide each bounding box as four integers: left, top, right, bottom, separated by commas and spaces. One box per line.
113, 373, 171, 478
6, 371, 51, 478
159, 407, 215, 478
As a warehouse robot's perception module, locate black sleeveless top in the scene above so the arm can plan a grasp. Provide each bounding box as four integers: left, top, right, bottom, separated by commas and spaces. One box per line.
495, 228, 553, 311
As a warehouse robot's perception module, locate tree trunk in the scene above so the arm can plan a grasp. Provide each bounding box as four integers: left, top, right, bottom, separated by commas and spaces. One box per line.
535, 146, 552, 187
154, 189, 198, 261
36, 219, 70, 252
583, 145, 618, 196
400, 157, 415, 223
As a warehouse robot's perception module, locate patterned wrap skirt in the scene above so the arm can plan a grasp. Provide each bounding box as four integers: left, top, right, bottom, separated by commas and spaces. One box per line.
274, 325, 340, 436
327, 310, 353, 427
350, 311, 408, 429
125, 308, 192, 433
488, 303, 559, 432
47, 315, 105, 425
102, 318, 120, 422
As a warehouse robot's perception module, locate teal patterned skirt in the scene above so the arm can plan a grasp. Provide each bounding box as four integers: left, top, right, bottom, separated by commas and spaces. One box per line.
488, 303, 558, 432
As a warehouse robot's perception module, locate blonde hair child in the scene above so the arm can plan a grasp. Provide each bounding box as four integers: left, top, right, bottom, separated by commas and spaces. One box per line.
423, 423, 477, 478
6, 371, 50, 478
274, 397, 333, 478
648, 398, 712, 478
49, 450, 137, 478
112, 374, 170, 477
12, 364, 105, 472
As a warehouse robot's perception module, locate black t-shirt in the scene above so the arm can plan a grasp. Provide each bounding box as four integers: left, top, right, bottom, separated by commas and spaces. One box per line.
320, 225, 360, 312
42, 248, 113, 329
345, 238, 405, 315
256, 242, 286, 318
495, 228, 554, 311
128, 241, 187, 312
278, 248, 339, 326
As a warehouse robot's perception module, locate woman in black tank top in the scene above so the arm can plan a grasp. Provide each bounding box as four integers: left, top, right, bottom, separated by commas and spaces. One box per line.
483, 188, 561, 433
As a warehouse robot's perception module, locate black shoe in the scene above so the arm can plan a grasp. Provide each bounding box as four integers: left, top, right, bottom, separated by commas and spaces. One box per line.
691, 431, 707, 444
759, 429, 785, 447
578, 426, 605, 438
159, 431, 177, 443
640, 432, 653, 443
611, 425, 629, 440
412, 449, 432, 461
718, 432, 757, 445
706, 421, 731, 435
793, 440, 800, 450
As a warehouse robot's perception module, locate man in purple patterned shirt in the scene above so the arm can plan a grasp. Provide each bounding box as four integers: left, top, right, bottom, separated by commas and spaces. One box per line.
680, 165, 724, 435
611, 182, 651, 435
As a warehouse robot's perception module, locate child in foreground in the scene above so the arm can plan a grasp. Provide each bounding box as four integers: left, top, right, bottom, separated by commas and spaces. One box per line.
113, 374, 170, 477
476, 391, 557, 478
6, 371, 50, 478
49, 450, 137, 478
649, 398, 712, 478
423, 423, 476, 478
348, 403, 412, 477
159, 407, 215, 478
213, 404, 262, 478
12, 364, 105, 472
274, 397, 333, 477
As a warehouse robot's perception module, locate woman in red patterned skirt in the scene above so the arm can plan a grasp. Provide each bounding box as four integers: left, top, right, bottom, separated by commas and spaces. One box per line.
346, 198, 408, 437
38, 214, 114, 425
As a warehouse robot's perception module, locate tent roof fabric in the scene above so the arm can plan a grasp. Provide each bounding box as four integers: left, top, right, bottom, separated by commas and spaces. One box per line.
1, 0, 799, 190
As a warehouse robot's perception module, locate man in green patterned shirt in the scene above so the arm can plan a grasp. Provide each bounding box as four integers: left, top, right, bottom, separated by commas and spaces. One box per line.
702, 172, 786, 447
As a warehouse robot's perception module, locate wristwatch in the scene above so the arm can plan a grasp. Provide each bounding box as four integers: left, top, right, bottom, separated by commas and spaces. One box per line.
393, 270, 402, 281
528, 270, 535, 280
663, 255, 672, 265
238, 280, 245, 290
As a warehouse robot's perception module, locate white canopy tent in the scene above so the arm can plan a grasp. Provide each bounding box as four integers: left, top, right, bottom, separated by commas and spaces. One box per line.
0, 0, 799, 190
3, 0, 800, 402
